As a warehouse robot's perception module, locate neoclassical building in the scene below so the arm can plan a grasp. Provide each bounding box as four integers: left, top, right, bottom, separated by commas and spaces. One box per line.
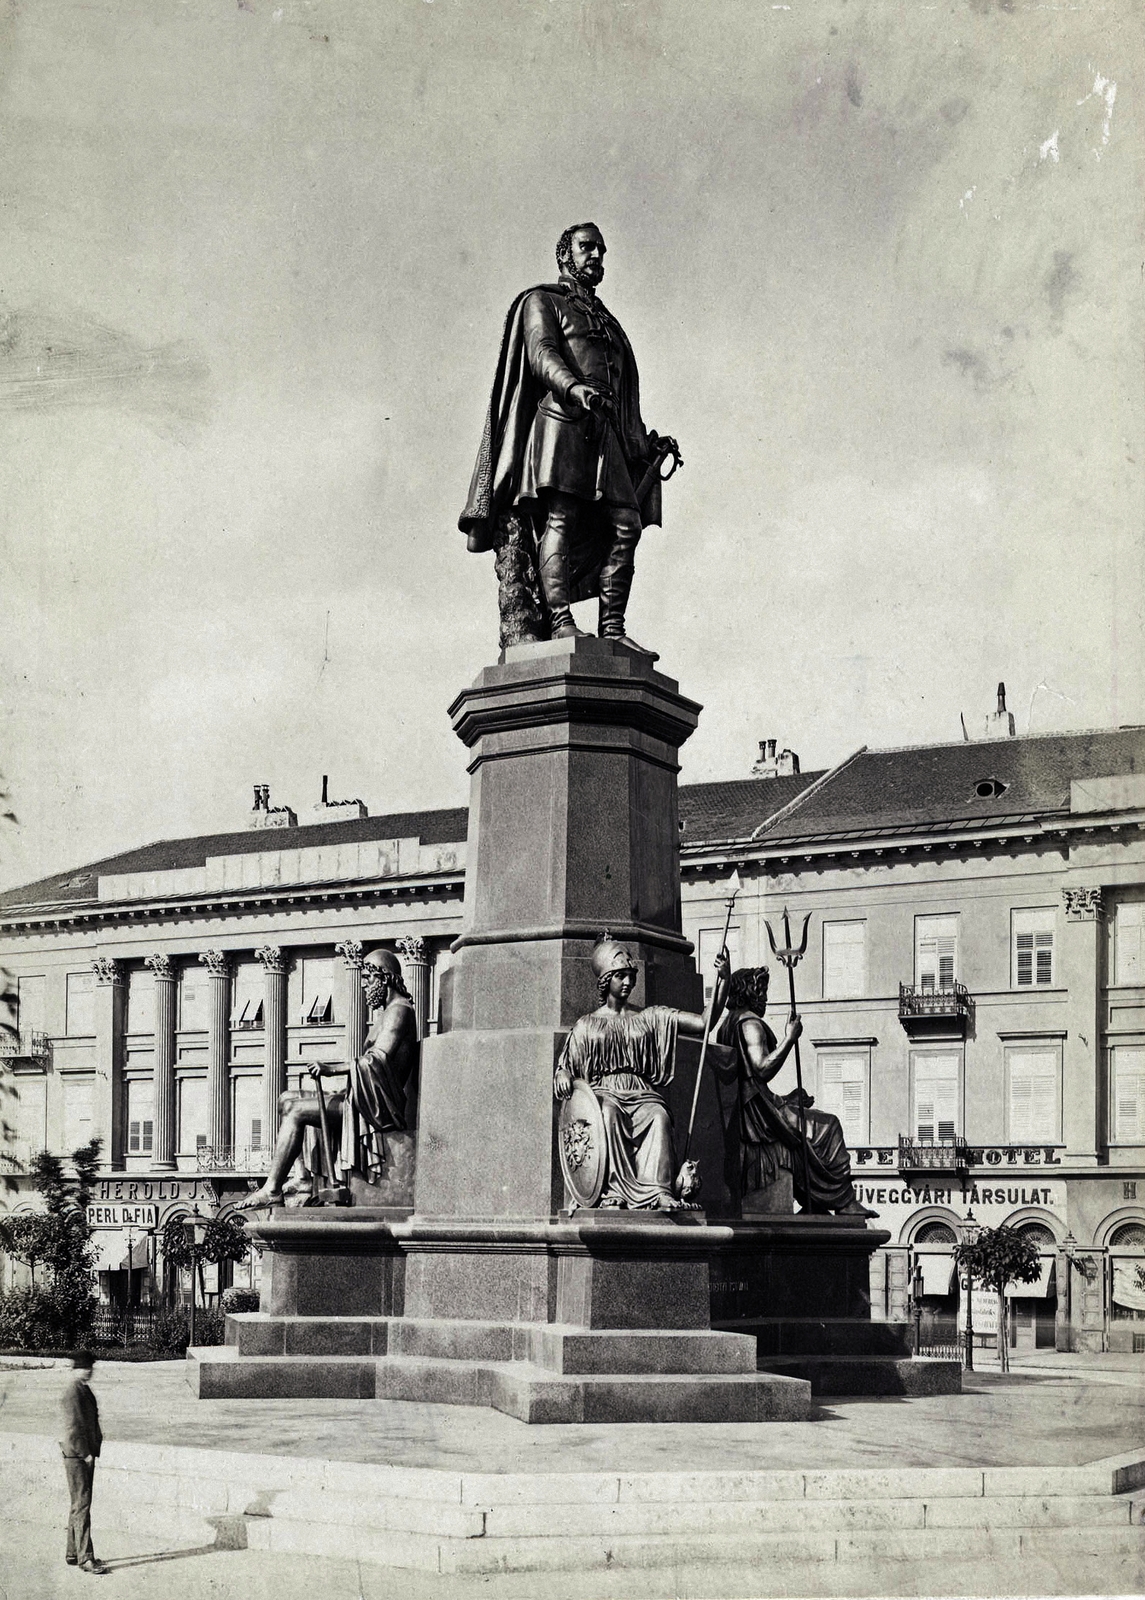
3, 722, 1144, 1351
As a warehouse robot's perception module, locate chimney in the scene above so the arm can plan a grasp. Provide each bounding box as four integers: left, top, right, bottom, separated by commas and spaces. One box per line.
307, 774, 368, 825
985, 681, 1016, 741
246, 784, 297, 831
321, 774, 329, 805
752, 740, 801, 779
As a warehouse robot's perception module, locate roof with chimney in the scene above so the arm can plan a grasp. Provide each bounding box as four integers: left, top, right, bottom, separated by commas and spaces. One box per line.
1, 725, 1142, 916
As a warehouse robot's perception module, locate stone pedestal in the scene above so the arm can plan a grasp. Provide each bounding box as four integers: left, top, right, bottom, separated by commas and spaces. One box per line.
206, 638, 957, 1417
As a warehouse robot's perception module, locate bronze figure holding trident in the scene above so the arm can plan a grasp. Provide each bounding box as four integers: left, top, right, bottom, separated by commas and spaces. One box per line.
715, 909, 876, 1218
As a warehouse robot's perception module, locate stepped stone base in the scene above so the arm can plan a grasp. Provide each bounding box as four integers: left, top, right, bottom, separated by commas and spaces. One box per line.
716, 1315, 963, 1397
195, 1313, 811, 1421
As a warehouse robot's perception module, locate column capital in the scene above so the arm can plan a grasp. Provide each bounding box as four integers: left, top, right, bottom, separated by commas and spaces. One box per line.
143, 952, 176, 981
254, 944, 288, 975
199, 949, 230, 978
1063, 887, 1104, 921
395, 936, 429, 965
91, 957, 124, 986
335, 939, 365, 968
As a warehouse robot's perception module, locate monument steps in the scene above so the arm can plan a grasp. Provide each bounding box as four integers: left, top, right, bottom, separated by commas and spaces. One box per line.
759, 1353, 964, 1396
3, 1432, 1142, 1579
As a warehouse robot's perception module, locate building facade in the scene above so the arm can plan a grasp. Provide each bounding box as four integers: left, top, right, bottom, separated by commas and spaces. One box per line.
3, 728, 1144, 1351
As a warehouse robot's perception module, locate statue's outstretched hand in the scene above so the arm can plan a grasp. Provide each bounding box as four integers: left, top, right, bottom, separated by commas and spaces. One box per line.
306, 1061, 325, 1081
554, 1065, 574, 1100
569, 381, 613, 417
785, 1015, 803, 1043
714, 947, 732, 982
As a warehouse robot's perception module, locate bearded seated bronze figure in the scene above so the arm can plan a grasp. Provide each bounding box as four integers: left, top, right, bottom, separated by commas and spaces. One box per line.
716, 965, 876, 1218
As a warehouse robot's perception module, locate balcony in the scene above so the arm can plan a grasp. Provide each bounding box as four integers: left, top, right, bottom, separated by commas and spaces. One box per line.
898, 981, 973, 1039
898, 1135, 971, 1182
0, 1029, 51, 1062
0, 1139, 39, 1174
195, 1145, 267, 1174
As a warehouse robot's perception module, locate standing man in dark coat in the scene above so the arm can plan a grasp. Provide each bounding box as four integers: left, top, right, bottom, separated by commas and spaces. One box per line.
460, 223, 677, 653
59, 1350, 106, 1574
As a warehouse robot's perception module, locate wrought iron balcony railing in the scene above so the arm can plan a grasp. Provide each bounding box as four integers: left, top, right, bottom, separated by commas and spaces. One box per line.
898, 982, 973, 1037
898, 1135, 971, 1179
195, 1144, 267, 1173
0, 1029, 51, 1061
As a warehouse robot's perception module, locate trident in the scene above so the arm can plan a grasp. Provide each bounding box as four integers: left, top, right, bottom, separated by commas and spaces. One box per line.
683, 868, 741, 1163
764, 907, 813, 1212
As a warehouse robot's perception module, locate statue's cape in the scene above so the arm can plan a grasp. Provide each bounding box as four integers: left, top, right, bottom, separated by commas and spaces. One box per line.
457, 282, 657, 553
458, 281, 565, 552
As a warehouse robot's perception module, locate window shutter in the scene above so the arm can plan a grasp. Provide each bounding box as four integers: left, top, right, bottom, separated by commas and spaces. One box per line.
916, 918, 958, 991
823, 923, 866, 999
129, 1120, 140, 1153
1013, 910, 1055, 987
251, 1117, 262, 1150
914, 1054, 959, 1142
1116, 904, 1145, 986
1008, 1050, 1058, 1143
818, 1053, 868, 1143
1114, 1048, 1145, 1142
142, 1120, 153, 1153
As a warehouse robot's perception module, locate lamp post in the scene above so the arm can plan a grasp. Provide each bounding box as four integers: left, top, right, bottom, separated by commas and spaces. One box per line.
962, 1208, 982, 1371
911, 1261, 924, 1355
182, 1207, 208, 1348
1061, 1231, 1077, 1353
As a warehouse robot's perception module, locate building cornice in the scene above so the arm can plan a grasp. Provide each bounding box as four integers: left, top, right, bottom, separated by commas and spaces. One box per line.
0, 871, 465, 934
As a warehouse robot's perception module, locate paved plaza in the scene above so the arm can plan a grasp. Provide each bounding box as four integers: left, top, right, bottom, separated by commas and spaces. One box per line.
1, 1352, 1143, 1598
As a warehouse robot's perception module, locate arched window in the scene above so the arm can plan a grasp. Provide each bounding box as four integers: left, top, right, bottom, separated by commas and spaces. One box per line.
1109, 1222, 1145, 1249
1017, 1223, 1057, 1249
914, 1221, 957, 1244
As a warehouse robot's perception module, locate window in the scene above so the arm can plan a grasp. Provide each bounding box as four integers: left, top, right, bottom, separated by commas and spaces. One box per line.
63, 1079, 94, 1151
912, 1049, 960, 1142
697, 925, 742, 1005
1114, 903, 1145, 986
822, 921, 866, 999
1013, 908, 1055, 988
300, 957, 335, 1025
13, 1076, 46, 1151
126, 967, 155, 1033
179, 972, 208, 1032
1111, 1046, 1145, 1143
65, 972, 95, 1037
230, 964, 264, 1030
1007, 1047, 1060, 1144
816, 1051, 869, 1144
126, 1081, 154, 1155
232, 1076, 264, 1151
15, 975, 46, 1036
915, 916, 958, 992
178, 1077, 207, 1154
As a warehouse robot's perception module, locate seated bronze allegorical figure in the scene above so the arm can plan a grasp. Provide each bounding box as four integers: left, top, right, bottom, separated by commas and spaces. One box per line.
553, 936, 730, 1211
715, 965, 876, 1218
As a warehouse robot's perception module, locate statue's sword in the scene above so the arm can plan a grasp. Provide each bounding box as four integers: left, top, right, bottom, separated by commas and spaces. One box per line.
764, 908, 813, 1212
633, 434, 683, 505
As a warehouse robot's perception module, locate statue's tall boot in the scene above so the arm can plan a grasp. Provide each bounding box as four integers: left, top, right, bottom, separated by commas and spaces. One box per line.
538, 497, 590, 640
597, 511, 657, 658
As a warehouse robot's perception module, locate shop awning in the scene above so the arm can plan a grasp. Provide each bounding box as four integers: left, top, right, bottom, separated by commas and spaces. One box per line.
917, 1254, 956, 1296
1005, 1257, 1056, 1299
92, 1231, 150, 1272
1112, 1260, 1145, 1313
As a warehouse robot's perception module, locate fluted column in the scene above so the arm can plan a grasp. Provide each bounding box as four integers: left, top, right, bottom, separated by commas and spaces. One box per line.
1061, 886, 1103, 1164
144, 954, 177, 1170
91, 958, 125, 1168
396, 937, 431, 1040
336, 940, 366, 1062
255, 945, 288, 1140
200, 951, 231, 1154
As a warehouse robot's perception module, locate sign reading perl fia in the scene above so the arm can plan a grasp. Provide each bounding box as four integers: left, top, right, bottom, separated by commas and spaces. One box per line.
86, 1203, 158, 1230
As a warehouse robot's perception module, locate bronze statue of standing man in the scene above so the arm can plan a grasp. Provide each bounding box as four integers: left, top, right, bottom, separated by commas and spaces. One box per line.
460, 224, 679, 653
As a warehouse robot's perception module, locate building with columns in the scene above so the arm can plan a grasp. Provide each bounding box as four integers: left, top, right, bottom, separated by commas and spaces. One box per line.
2, 725, 1144, 1350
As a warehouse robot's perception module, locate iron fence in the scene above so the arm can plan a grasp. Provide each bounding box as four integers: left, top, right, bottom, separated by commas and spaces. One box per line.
90, 1307, 160, 1347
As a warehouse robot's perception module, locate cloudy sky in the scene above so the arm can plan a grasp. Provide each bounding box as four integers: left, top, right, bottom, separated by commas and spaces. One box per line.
1, 0, 1141, 890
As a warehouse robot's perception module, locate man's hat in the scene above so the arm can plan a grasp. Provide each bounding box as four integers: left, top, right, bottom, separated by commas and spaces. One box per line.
591, 935, 638, 982
363, 948, 402, 980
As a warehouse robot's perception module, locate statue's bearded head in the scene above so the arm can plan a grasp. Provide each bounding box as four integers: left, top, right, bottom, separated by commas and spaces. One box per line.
361, 948, 406, 1012
728, 965, 770, 1014
556, 223, 606, 288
